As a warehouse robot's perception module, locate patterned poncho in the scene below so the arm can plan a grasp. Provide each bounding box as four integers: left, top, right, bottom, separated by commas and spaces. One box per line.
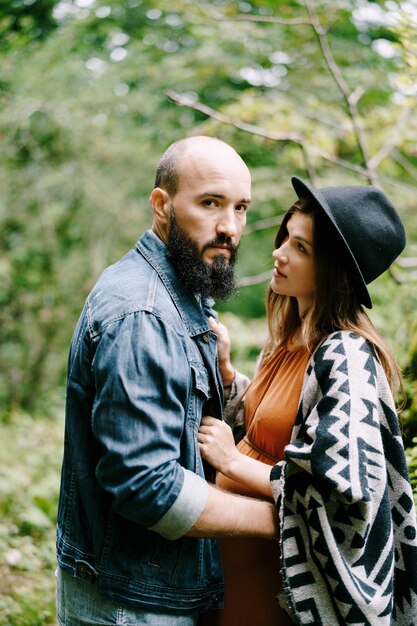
229, 331, 417, 625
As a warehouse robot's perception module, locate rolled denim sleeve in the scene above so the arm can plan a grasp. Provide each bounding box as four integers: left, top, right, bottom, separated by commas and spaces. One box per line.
91, 310, 207, 539
149, 469, 208, 540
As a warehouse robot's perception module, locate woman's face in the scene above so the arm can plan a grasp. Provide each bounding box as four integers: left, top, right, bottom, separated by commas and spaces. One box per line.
270, 211, 316, 316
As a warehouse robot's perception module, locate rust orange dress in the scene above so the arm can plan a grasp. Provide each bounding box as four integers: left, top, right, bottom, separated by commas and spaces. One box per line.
199, 339, 312, 626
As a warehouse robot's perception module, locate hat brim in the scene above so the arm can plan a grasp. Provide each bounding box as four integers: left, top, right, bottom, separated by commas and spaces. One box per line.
291, 176, 372, 308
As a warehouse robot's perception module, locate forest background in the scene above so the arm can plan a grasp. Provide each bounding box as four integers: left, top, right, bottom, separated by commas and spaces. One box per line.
1, 0, 417, 623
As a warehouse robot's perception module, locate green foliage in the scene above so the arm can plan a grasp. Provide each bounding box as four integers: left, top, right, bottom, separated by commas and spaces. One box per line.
401, 320, 417, 444
0, 0, 415, 424
0, 410, 62, 625
406, 442, 417, 509
0, 0, 58, 51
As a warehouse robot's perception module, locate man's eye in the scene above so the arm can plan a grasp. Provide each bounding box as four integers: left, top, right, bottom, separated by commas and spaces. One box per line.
236, 204, 248, 213
202, 199, 217, 207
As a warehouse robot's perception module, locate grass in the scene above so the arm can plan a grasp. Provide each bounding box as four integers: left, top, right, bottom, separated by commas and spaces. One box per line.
0, 409, 63, 626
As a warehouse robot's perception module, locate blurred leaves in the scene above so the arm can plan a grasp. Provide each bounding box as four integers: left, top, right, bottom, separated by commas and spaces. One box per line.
0, 410, 62, 624
1, 0, 417, 415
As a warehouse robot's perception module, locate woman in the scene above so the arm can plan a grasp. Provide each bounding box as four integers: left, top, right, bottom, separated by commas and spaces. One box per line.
198, 177, 417, 625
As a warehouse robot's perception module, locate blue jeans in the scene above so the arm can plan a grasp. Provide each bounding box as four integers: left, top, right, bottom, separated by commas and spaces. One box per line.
56, 567, 199, 626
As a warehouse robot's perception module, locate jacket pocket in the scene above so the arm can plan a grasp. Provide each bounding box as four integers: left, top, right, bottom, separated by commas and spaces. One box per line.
188, 362, 210, 426
191, 361, 210, 398
182, 362, 210, 478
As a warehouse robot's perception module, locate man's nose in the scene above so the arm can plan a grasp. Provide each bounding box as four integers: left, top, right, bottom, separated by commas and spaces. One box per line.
216, 207, 240, 238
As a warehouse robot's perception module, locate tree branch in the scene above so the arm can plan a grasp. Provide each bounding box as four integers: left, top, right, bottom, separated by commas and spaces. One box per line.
167, 7, 417, 285
245, 216, 282, 235
237, 270, 272, 287
208, 2, 411, 193
167, 90, 302, 142
167, 91, 319, 181
302, 0, 378, 186
389, 265, 417, 283
392, 149, 417, 183
368, 107, 413, 170
167, 91, 417, 196
167, 90, 376, 181
396, 257, 417, 268
214, 13, 312, 26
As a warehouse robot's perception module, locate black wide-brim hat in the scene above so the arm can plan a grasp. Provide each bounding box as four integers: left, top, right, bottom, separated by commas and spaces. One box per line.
291, 177, 406, 308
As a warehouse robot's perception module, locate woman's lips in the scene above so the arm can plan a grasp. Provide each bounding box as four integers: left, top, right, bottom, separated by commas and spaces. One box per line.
273, 266, 286, 278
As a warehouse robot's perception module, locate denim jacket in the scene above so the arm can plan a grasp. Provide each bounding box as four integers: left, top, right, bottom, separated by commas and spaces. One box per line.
56, 230, 224, 614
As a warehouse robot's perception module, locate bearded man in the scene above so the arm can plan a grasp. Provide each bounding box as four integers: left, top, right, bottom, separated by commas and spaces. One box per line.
56, 136, 278, 626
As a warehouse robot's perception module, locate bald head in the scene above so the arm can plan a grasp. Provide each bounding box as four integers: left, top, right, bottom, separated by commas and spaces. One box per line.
154, 136, 249, 197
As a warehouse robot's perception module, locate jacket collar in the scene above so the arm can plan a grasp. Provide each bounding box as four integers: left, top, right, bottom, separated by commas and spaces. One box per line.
135, 230, 214, 338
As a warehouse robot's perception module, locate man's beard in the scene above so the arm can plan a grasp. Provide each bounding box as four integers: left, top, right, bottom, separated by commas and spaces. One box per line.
166, 209, 239, 301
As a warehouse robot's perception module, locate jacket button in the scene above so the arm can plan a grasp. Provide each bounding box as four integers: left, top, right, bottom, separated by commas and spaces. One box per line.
202, 332, 211, 342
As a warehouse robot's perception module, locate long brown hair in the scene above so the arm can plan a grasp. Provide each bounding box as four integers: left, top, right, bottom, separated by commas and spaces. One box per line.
263, 198, 403, 397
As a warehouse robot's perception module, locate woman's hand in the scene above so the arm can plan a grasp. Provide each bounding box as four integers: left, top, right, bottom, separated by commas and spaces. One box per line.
198, 417, 274, 499
208, 316, 235, 387
197, 416, 240, 475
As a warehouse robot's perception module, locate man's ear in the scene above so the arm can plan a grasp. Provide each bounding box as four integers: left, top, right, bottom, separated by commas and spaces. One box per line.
150, 187, 171, 225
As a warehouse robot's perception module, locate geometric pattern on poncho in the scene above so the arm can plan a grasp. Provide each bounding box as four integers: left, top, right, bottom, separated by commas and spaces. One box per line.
271, 331, 417, 625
